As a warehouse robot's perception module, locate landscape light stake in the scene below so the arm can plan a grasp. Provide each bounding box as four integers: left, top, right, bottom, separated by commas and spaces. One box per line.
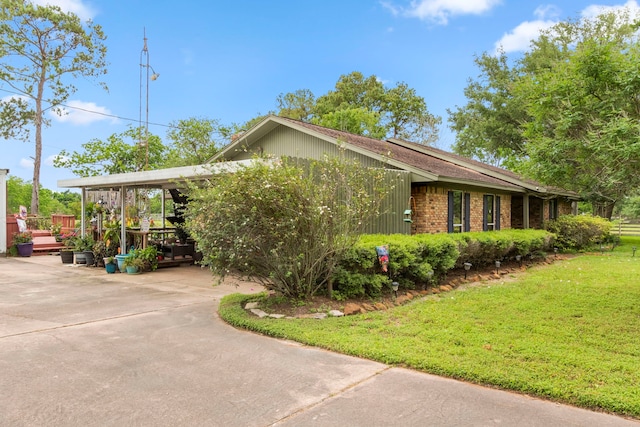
633, 246, 637, 257
392, 281, 399, 299
495, 260, 501, 275
515, 255, 522, 267
464, 262, 472, 279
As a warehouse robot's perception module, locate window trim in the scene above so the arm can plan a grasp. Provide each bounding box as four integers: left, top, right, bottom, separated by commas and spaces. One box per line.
483, 194, 501, 231
448, 191, 470, 233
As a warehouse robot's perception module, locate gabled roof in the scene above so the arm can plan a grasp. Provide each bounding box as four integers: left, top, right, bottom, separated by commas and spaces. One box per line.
213, 115, 577, 197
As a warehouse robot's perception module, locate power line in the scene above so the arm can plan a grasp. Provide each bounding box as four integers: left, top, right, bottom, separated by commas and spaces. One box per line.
0, 87, 174, 129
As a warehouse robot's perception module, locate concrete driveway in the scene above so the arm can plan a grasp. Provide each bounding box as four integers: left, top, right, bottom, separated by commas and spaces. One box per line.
1, 255, 638, 426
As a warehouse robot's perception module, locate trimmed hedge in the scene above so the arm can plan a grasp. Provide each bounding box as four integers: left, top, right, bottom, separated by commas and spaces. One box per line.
332, 229, 554, 299
544, 215, 612, 251
450, 229, 554, 267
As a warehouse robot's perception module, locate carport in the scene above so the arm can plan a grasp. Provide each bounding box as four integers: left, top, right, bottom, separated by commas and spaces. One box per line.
56, 160, 259, 255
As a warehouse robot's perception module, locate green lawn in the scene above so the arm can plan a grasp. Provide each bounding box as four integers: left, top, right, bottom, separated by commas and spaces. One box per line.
219, 236, 640, 419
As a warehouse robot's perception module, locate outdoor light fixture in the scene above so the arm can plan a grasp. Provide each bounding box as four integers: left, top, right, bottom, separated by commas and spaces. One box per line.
403, 209, 412, 223
600, 245, 604, 254
495, 260, 501, 275
392, 281, 399, 298
554, 247, 558, 258
633, 246, 637, 257
515, 254, 522, 266
425, 270, 434, 289
463, 262, 472, 279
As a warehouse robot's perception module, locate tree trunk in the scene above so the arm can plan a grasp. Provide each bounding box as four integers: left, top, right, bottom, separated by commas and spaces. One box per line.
593, 201, 615, 219
31, 67, 47, 215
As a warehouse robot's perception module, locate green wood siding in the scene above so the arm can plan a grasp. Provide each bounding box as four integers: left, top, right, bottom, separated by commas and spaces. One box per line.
368, 170, 412, 235
229, 125, 411, 234
230, 126, 388, 168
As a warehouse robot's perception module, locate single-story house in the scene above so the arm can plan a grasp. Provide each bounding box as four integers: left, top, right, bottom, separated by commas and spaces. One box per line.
57, 115, 578, 250
211, 115, 578, 235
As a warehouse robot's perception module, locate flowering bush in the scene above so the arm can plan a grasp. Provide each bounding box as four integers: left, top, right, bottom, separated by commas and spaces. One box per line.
13, 231, 33, 244
184, 156, 391, 299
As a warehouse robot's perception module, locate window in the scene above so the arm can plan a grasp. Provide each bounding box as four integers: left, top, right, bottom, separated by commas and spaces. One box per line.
448, 191, 470, 233
549, 199, 558, 220
483, 194, 501, 231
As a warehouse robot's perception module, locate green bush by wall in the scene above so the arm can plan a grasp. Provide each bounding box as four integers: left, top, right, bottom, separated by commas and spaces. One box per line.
332, 229, 555, 299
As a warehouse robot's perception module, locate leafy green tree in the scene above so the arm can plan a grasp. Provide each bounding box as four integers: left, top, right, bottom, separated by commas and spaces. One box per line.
184, 156, 390, 299
0, 1, 107, 214
383, 81, 440, 144
6, 175, 79, 216
277, 71, 440, 144
516, 12, 640, 218
448, 8, 640, 217
276, 89, 315, 122
6, 175, 31, 213
54, 127, 165, 176
164, 117, 231, 167
314, 72, 385, 117
311, 107, 386, 138
448, 51, 528, 166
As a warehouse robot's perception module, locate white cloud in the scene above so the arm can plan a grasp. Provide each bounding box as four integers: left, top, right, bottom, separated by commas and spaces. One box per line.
581, 0, 640, 19
494, 1, 640, 54
382, 0, 503, 25
20, 158, 34, 170
50, 100, 117, 125
494, 19, 557, 53
30, 0, 96, 20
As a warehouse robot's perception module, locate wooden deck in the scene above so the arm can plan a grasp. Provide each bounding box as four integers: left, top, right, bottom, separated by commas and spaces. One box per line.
32, 232, 65, 255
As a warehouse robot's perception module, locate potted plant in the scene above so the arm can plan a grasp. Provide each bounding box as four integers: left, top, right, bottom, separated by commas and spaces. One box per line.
93, 240, 111, 268
122, 256, 144, 274
13, 231, 34, 257
104, 256, 117, 274
130, 247, 159, 272
71, 235, 95, 265
60, 231, 76, 264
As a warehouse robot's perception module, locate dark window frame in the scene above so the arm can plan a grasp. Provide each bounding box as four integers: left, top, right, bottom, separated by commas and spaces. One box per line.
483, 194, 501, 231
448, 191, 471, 233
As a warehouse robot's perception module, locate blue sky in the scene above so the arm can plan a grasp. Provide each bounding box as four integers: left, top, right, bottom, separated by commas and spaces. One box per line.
3, 0, 639, 191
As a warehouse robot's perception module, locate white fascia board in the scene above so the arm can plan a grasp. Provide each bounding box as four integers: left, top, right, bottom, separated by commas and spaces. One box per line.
57, 160, 261, 190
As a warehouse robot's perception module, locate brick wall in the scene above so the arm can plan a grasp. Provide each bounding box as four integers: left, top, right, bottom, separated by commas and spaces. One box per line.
411, 185, 448, 234
410, 185, 511, 235
559, 199, 573, 215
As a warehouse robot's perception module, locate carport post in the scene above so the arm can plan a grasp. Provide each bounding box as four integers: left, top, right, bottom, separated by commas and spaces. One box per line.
120, 185, 127, 254
0, 168, 8, 255
80, 188, 86, 237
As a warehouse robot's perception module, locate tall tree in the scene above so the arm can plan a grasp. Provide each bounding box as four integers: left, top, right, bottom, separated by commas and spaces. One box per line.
383, 81, 440, 144
54, 127, 165, 177
276, 89, 315, 122
447, 51, 527, 167
0, 1, 107, 214
518, 35, 640, 218
277, 71, 440, 144
164, 117, 231, 167
448, 8, 640, 217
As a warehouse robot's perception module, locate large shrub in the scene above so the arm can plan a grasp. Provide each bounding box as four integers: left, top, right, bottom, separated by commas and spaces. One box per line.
544, 215, 612, 251
451, 229, 554, 267
184, 156, 389, 299
333, 233, 460, 299
334, 230, 554, 299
